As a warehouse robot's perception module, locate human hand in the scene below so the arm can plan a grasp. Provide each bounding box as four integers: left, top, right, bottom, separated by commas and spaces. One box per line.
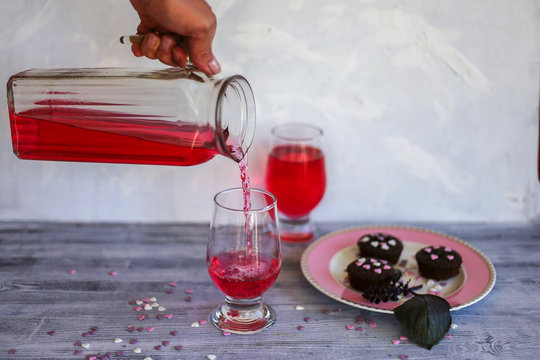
129, 0, 221, 75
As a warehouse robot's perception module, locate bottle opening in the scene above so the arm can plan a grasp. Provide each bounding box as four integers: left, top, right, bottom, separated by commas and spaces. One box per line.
216, 75, 256, 162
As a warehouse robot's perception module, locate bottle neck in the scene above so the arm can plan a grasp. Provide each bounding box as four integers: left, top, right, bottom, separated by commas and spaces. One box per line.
213, 75, 256, 162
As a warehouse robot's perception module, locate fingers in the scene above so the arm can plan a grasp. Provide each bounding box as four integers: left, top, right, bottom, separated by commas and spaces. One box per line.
139, 33, 160, 60
130, 32, 220, 72
131, 33, 183, 67
156, 34, 176, 66
172, 46, 189, 68
187, 37, 221, 75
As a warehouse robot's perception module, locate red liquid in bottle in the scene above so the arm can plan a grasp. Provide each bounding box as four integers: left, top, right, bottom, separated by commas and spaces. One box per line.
265, 144, 326, 218
9, 107, 220, 166
207, 250, 281, 299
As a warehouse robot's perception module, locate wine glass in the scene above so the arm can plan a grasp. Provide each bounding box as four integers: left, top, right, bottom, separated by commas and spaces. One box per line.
207, 187, 281, 334
265, 123, 326, 242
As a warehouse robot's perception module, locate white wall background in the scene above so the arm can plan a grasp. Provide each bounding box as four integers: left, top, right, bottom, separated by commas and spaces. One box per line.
1, 0, 539, 223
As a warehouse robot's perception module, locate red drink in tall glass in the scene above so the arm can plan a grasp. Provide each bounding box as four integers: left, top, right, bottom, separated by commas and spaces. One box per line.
264, 123, 325, 242
208, 249, 281, 299
265, 144, 326, 218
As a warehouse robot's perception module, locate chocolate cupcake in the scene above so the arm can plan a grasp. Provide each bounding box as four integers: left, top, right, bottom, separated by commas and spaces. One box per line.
358, 233, 403, 264
415, 245, 463, 280
346, 257, 397, 292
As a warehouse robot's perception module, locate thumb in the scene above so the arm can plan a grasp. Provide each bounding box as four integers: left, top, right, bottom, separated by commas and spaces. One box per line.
188, 37, 221, 75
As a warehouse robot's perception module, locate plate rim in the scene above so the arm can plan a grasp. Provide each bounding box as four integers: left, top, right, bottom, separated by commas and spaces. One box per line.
300, 224, 497, 314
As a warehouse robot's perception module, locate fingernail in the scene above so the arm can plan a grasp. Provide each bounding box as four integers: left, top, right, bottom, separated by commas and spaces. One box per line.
208, 58, 221, 75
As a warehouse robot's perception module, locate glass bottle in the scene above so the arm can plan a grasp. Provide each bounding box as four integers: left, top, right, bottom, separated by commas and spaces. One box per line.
7, 66, 255, 166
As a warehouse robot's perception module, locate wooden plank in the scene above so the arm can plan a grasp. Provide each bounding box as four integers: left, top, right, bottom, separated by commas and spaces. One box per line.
0, 221, 539, 359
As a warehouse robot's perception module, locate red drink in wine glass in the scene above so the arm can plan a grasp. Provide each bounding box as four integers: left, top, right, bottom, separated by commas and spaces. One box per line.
208, 249, 281, 299
265, 123, 326, 242
207, 188, 281, 334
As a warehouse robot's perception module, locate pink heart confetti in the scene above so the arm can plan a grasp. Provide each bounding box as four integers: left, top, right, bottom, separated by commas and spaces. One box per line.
431, 254, 439, 260
424, 248, 432, 253
447, 255, 455, 260
363, 264, 371, 270
374, 268, 382, 274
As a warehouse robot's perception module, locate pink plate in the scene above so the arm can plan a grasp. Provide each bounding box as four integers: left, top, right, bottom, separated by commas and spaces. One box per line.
300, 225, 496, 314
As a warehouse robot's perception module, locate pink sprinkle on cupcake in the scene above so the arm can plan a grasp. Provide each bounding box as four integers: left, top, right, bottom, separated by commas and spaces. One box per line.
392, 339, 401, 345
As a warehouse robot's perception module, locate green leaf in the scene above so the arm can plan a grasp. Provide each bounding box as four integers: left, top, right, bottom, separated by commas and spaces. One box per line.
394, 294, 452, 349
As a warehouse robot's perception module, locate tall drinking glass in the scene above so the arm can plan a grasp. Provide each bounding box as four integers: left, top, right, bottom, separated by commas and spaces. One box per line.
265, 123, 326, 242
207, 188, 281, 334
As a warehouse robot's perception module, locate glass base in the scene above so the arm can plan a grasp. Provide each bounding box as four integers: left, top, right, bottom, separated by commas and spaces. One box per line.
278, 214, 315, 242
210, 296, 276, 334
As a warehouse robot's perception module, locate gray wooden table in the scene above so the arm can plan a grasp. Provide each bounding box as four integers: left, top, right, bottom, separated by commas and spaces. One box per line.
0, 221, 539, 360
